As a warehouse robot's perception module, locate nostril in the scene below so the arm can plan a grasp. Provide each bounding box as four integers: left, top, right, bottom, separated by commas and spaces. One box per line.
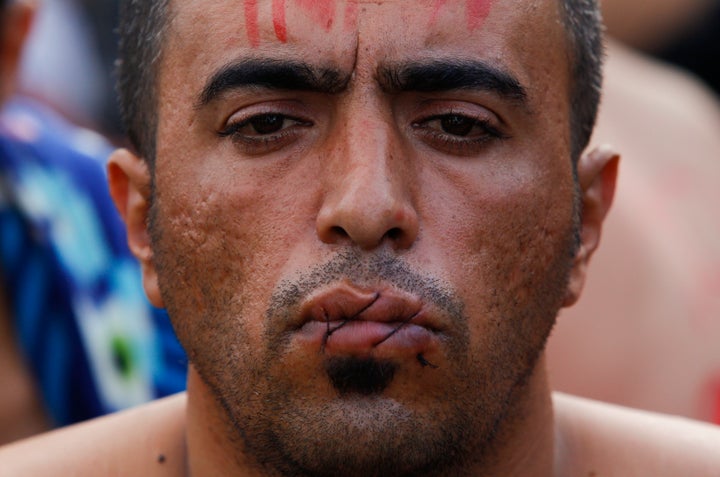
385, 227, 403, 241
330, 225, 350, 240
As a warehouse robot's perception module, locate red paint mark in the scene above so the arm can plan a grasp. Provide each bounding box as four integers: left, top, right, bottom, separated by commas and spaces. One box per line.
709, 377, 720, 424
430, 0, 450, 27
430, 0, 493, 31
244, 0, 260, 47
690, 265, 720, 330
273, 0, 288, 42
467, 0, 493, 31
343, 1, 359, 32
296, 0, 336, 31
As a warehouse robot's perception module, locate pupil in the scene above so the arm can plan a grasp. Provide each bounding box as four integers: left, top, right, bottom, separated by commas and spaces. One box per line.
441, 115, 474, 136
251, 114, 284, 134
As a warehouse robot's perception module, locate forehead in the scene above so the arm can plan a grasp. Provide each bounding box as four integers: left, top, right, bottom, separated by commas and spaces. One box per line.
162, 0, 569, 93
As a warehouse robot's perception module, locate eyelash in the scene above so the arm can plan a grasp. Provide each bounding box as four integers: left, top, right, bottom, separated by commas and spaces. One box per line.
412, 113, 508, 156
218, 110, 507, 157
218, 113, 313, 154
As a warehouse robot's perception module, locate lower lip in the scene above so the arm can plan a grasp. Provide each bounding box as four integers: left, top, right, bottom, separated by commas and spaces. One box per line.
297, 321, 437, 358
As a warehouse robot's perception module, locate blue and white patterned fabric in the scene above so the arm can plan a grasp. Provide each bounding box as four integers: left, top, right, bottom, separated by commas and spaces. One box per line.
0, 98, 186, 427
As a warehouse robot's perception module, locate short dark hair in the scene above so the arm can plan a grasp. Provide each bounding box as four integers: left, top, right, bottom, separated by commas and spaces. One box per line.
116, 0, 603, 167
559, 0, 604, 162
116, 0, 171, 167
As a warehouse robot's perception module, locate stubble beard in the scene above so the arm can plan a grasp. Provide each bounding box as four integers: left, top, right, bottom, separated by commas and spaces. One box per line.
149, 194, 578, 476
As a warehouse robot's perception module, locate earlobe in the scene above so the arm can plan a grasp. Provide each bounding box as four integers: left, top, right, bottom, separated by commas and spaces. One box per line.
563, 145, 620, 307
107, 149, 164, 308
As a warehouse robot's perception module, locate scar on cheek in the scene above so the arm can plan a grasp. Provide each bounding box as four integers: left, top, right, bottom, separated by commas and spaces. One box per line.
430, 0, 494, 31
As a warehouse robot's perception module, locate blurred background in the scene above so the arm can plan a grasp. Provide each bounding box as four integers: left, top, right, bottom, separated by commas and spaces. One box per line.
18, 0, 121, 141
0, 0, 185, 446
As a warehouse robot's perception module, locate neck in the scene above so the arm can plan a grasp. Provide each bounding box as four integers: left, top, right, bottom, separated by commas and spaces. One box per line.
186, 358, 558, 476
467, 354, 557, 477
185, 366, 263, 476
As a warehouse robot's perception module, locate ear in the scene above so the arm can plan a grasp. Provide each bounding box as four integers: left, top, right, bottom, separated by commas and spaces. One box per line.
0, 1, 36, 102
108, 148, 164, 309
563, 145, 620, 307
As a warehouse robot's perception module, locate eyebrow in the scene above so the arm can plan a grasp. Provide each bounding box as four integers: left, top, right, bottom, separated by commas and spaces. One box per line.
377, 59, 528, 104
197, 58, 350, 107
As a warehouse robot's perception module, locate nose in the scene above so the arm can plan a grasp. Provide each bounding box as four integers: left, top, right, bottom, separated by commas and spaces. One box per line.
316, 120, 419, 251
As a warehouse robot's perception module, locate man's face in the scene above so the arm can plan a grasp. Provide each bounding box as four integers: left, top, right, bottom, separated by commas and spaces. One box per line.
150, 0, 576, 474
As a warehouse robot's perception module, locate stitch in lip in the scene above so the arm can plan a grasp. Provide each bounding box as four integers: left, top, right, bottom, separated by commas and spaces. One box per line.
373, 309, 421, 347
297, 283, 441, 358
299, 284, 428, 330
321, 292, 380, 352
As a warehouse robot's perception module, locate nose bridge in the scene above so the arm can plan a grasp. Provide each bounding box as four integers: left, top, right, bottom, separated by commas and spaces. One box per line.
344, 117, 398, 203
316, 106, 419, 250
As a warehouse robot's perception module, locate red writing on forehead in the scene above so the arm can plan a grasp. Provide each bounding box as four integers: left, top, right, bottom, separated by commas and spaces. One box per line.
244, 0, 260, 47
295, 0, 336, 30
245, 0, 340, 46
431, 0, 494, 31
430, 0, 450, 25
707, 376, 720, 424
245, 0, 492, 47
343, 1, 359, 32
273, 0, 288, 42
467, 0, 493, 30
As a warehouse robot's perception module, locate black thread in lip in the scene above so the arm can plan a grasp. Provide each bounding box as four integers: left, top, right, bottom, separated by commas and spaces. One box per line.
417, 353, 438, 369
321, 292, 381, 352
372, 309, 421, 347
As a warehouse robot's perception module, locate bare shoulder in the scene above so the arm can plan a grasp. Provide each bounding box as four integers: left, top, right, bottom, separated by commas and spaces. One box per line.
554, 392, 720, 476
0, 393, 187, 476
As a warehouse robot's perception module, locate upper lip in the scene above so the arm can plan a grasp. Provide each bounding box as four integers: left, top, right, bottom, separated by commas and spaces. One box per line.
295, 281, 442, 332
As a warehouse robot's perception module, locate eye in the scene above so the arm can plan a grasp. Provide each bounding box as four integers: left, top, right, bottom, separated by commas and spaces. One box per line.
219, 112, 313, 154
412, 112, 508, 156
437, 115, 477, 136
244, 114, 287, 135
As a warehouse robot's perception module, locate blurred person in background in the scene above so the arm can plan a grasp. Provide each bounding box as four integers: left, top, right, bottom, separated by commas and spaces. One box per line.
0, 0, 185, 445
18, 0, 122, 139
548, 35, 720, 423
602, 0, 720, 95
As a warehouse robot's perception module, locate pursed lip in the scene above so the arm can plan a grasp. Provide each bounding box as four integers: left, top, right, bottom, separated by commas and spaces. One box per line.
296, 281, 443, 332
290, 282, 446, 357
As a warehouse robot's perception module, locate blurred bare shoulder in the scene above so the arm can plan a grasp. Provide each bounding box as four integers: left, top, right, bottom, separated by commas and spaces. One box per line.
555, 392, 720, 476
0, 393, 187, 477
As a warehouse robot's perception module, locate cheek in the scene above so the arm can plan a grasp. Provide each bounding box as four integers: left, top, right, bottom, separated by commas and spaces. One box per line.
149, 172, 300, 345
432, 171, 577, 319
